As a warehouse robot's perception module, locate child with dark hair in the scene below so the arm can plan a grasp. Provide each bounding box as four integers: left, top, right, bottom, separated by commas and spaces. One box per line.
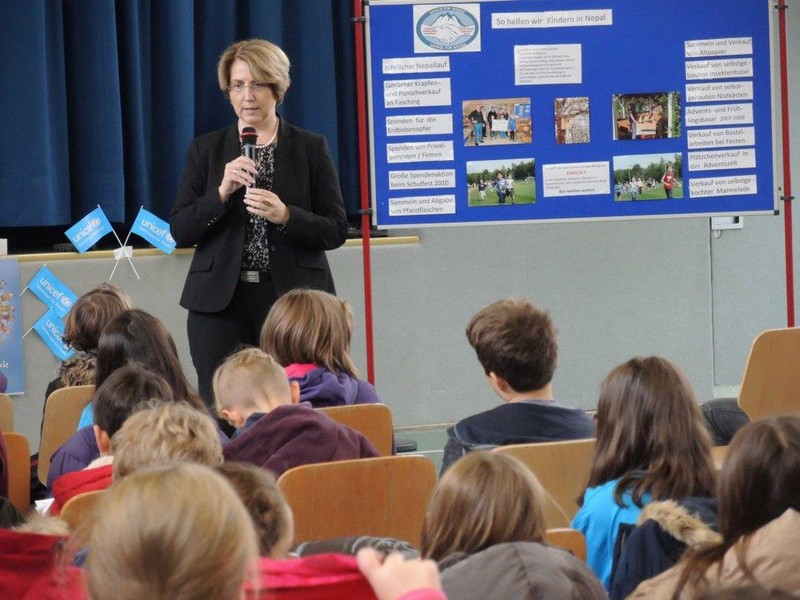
440, 298, 594, 474
48, 365, 172, 514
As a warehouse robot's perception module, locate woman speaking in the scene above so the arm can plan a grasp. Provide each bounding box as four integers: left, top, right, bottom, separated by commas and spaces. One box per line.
170, 39, 347, 410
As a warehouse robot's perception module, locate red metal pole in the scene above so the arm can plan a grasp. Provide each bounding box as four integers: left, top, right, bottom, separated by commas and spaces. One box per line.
777, 2, 795, 326
353, 0, 376, 382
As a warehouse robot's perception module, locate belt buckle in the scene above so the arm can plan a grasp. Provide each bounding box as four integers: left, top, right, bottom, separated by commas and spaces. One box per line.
240, 271, 260, 283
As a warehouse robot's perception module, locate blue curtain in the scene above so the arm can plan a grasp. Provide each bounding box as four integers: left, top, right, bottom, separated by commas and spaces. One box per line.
0, 0, 358, 228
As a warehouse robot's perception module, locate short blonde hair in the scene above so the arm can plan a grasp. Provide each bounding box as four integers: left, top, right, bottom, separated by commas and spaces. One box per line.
217, 38, 291, 103
87, 464, 259, 600
260, 289, 357, 377
111, 402, 223, 479
421, 452, 547, 562
212, 347, 291, 417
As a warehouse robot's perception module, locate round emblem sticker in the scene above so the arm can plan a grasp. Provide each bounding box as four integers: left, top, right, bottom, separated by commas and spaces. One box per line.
416, 6, 479, 52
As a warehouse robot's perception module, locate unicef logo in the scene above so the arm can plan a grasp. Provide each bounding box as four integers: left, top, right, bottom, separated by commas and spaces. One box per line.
416, 6, 479, 51
61, 296, 73, 307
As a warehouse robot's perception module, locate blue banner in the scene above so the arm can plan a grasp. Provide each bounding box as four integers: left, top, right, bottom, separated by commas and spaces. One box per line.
65, 206, 114, 253
33, 308, 74, 362
0, 260, 25, 393
130, 207, 176, 254
27, 265, 78, 318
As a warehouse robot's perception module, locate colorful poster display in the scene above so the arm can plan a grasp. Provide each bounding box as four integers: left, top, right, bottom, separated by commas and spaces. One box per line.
366, 1, 777, 228
0, 260, 25, 394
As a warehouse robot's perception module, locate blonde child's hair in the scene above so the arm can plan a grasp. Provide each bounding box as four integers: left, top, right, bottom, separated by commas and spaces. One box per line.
260, 289, 357, 377
87, 463, 259, 600
421, 452, 547, 562
111, 402, 223, 479
212, 347, 291, 417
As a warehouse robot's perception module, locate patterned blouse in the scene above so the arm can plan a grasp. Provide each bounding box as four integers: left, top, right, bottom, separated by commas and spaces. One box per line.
241, 140, 277, 271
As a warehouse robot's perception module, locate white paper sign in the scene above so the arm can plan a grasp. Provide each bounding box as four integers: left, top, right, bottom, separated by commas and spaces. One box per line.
389, 169, 456, 190
384, 78, 452, 109
687, 127, 755, 149
386, 141, 455, 163
685, 37, 752, 58
686, 81, 754, 103
382, 56, 450, 75
492, 10, 612, 28
688, 148, 756, 172
690, 175, 757, 197
386, 114, 453, 137
514, 44, 582, 85
685, 103, 753, 127
685, 58, 753, 80
389, 195, 456, 216
542, 161, 610, 197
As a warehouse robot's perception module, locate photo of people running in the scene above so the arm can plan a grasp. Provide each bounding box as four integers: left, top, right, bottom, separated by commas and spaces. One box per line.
612, 153, 683, 201
466, 159, 535, 207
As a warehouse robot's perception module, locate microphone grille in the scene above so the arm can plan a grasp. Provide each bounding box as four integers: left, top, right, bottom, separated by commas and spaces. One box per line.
240, 127, 257, 145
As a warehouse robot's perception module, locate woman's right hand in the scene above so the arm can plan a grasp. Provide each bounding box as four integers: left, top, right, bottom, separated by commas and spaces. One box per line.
217, 157, 257, 203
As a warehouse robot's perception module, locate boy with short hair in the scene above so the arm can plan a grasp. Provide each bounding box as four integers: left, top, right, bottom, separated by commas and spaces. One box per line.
440, 298, 595, 474
49, 365, 173, 514
215, 348, 378, 477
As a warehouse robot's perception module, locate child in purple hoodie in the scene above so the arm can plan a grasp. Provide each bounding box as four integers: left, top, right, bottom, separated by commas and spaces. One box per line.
260, 289, 380, 408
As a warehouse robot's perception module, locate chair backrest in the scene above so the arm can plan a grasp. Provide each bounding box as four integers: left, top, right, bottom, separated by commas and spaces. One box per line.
545, 527, 587, 562
277, 455, 436, 548
738, 328, 800, 421
38, 385, 96, 485
711, 444, 729, 470
493, 438, 596, 528
317, 404, 394, 456
61, 489, 105, 541
0, 393, 13, 432
2, 431, 31, 512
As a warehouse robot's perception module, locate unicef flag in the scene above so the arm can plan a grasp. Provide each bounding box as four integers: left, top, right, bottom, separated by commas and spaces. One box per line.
130, 207, 176, 254
28, 265, 77, 318
32, 308, 74, 361
65, 207, 114, 253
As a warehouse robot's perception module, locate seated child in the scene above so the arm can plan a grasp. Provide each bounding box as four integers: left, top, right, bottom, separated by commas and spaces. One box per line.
572, 356, 716, 589
215, 348, 379, 476
217, 462, 294, 558
49, 364, 173, 514
421, 452, 605, 600
440, 298, 595, 474
260, 289, 380, 408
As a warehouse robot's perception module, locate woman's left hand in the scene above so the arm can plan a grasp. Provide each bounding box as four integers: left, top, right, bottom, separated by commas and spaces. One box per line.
243, 188, 290, 225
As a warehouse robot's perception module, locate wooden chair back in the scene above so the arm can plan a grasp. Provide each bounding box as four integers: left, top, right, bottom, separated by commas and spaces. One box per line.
38, 385, 95, 485
711, 444, 729, 470
0, 393, 13, 432
317, 404, 394, 456
545, 527, 587, 562
61, 489, 105, 542
2, 431, 31, 512
278, 455, 436, 548
493, 438, 596, 528
738, 328, 800, 421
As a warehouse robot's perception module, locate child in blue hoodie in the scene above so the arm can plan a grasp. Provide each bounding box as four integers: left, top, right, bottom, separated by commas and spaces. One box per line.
260, 289, 380, 408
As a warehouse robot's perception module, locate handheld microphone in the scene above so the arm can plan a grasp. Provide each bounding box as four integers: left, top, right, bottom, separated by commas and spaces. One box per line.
241, 127, 258, 163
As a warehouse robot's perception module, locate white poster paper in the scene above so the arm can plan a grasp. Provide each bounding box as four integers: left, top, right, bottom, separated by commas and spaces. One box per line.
687, 127, 755, 149
492, 9, 612, 28
685, 103, 753, 127
514, 44, 582, 85
685, 58, 753, 80
688, 148, 756, 172
685, 37, 753, 58
389, 195, 457, 216
382, 56, 450, 75
542, 161, 610, 197
386, 141, 455, 163
690, 175, 757, 197
389, 169, 456, 190
686, 81, 754, 103
384, 78, 452, 109
386, 114, 453, 137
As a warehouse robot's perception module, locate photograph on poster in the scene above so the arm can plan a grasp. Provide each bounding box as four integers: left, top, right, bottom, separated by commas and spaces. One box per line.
466, 158, 535, 206
612, 92, 681, 140
462, 98, 531, 147
612, 153, 683, 201
554, 97, 590, 144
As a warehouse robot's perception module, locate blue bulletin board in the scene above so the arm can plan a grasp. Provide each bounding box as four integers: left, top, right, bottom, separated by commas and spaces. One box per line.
365, 0, 779, 228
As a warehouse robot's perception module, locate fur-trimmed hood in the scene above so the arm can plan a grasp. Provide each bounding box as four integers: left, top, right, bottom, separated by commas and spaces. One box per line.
56, 351, 96, 387
637, 498, 721, 549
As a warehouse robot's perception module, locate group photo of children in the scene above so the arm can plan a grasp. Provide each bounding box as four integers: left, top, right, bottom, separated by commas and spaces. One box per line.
462, 98, 532, 147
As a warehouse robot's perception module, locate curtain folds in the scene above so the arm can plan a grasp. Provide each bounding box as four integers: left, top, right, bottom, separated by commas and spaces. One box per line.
0, 0, 357, 228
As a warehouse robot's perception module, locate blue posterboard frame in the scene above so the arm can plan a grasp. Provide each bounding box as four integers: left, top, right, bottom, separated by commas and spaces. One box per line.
365, 0, 779, 228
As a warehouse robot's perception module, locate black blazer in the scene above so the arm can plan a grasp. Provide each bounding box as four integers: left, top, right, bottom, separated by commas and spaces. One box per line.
170, 119, 348, 313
